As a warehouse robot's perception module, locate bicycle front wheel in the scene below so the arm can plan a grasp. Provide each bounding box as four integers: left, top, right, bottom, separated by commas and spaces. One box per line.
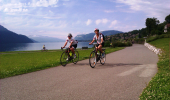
100, 51, 106, 65
60, 52, 68, 66
73, 51, 79, 64
89, 51, 96, 68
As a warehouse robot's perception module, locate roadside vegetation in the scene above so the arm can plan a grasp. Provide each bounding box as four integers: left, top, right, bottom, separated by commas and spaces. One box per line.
139, 14, 170, 100
0, 47, 124, 79
105, 14, 170, 46
140, 38, 170, 99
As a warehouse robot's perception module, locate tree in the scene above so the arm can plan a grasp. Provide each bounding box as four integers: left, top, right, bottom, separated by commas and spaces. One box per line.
138, 33, 142, 38
139, 28, 147, 37
145, 17, 160, 36
105, 35, 108, 40
110, 36, 112, 42
165, 14, 170, 23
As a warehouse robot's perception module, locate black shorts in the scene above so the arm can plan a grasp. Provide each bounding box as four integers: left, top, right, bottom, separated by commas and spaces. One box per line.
71, 44, 77, 49
97, 42, 104, 47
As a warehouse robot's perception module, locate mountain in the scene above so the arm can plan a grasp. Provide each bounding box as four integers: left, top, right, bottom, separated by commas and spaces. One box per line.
74, 30, 123, 41
28, 35, 65, 43
0, 25, 34, 44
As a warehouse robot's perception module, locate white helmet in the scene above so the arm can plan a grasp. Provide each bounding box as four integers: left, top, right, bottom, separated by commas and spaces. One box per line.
94, 28, 99, 32
68, 33, 72, 37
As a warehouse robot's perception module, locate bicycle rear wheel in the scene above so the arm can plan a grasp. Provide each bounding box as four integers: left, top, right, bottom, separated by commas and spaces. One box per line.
60, 52, 68, 66
100, 51, 106, 65
72, 51, 79, 64
89, 51, 96, 68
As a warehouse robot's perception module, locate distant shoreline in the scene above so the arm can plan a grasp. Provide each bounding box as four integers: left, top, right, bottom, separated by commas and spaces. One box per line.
0, 42, 93, 52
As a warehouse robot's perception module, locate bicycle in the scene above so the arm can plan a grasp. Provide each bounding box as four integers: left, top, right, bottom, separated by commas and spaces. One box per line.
89, 43, 106, 68
41, 49, 48, 52
60, 47, 79, 66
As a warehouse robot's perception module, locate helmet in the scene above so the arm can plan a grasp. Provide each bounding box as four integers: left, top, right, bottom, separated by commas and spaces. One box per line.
68, 33, 72, 37
94, 28, 99, 32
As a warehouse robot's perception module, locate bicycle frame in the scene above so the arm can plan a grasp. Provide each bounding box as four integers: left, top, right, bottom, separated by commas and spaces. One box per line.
91, 43, 103, 62
89, 43, 106, 68
60, 47, 79, 66
61, 47, 72, 61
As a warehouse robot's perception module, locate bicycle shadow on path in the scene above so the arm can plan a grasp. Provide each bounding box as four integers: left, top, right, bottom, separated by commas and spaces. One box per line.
72, 62, 142, 69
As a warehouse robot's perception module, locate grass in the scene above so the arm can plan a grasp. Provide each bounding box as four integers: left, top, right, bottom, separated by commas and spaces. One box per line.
0, 47, 124, 79
140, 38, 170, 100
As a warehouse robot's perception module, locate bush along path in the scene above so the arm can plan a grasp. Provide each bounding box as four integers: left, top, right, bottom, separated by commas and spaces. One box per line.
140, 38, 170, 100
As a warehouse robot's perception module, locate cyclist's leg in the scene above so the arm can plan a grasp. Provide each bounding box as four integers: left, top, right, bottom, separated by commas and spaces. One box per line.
96, 44, 99, 52
97, 44, 103, 53
70, 47, 75, 54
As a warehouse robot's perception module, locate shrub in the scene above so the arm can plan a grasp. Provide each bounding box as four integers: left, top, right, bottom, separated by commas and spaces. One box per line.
111, 41, 132, 47
126, 41, 132, 46
104, 41, 110, 47
146, 34, 170, 42
134, 38, 145, 44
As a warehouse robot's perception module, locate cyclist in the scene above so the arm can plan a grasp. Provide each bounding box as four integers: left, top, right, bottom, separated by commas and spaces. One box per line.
89, 28, 104, 57
43, 45, 46, 50
62, 33, 78, 59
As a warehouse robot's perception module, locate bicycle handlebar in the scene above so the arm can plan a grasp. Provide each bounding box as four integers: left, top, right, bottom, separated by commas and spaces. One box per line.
61, 47, 70, 50
89, 43, 98, 45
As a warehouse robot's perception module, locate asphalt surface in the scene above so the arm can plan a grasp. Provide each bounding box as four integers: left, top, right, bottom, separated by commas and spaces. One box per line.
0, 44, 158, 100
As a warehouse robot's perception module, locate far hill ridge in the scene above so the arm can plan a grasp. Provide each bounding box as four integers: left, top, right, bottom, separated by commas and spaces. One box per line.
0, 25, 34, 44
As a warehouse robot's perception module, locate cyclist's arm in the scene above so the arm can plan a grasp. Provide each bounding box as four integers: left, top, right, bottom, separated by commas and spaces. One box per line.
100, 38, 103, 44
69, 41, 73, 48
89, 40, 95, 45
63, 41, 68, 48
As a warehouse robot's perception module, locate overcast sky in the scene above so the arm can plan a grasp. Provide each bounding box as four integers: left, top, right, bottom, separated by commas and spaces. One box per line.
0, 0, 170, 39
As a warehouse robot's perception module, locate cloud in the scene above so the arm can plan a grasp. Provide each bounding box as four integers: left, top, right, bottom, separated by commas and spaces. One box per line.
109, 20, 118, 28
102, 19, 109, 24
96, 19, 101, 25
43, 16, 62, 19
115, 5, 124, 7
31, 0, 59, 7
116, 0, 151, 11
115, 0, 170, 22
0, 0, 59, 13
104, 10, 114, 13
3, 8, 28, 13
96, 19, 109, 25
86, 19, 92, 26
1, 2, 28, 13
49, 10, 53, 14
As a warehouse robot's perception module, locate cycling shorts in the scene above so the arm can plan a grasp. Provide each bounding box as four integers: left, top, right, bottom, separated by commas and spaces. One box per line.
97, 42, 104, 47
71, 44, 77, 49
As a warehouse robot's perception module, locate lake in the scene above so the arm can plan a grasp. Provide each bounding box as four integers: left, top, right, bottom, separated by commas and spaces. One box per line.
0, 42, 93, 52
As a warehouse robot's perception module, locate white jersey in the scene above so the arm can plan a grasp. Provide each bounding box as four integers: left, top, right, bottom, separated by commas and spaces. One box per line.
93, 33, 104, 44
66, 37, 78, 45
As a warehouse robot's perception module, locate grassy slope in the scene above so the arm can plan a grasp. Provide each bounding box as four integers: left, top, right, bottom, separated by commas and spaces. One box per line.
0, 47, 124, 79
140, 38, 170, 99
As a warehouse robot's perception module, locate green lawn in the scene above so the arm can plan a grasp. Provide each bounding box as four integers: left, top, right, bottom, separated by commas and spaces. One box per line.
140, 38, 170, 100
0, 47, 124, 79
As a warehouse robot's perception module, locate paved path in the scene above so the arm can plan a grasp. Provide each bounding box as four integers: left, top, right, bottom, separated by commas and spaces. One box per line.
0, 44, 158, 100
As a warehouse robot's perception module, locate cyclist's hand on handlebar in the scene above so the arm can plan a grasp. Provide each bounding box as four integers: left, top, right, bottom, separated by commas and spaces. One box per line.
89, 43, 92, 45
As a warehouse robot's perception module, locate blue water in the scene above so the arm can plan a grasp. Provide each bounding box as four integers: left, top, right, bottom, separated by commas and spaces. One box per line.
0, 42, 93, 52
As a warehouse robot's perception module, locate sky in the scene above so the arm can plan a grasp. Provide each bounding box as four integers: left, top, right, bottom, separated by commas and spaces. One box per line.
0, 0, 170, 39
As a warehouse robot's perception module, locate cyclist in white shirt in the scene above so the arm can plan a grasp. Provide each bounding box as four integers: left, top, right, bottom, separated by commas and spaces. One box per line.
89, 28, 104, 57
62, 33, 78, 58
